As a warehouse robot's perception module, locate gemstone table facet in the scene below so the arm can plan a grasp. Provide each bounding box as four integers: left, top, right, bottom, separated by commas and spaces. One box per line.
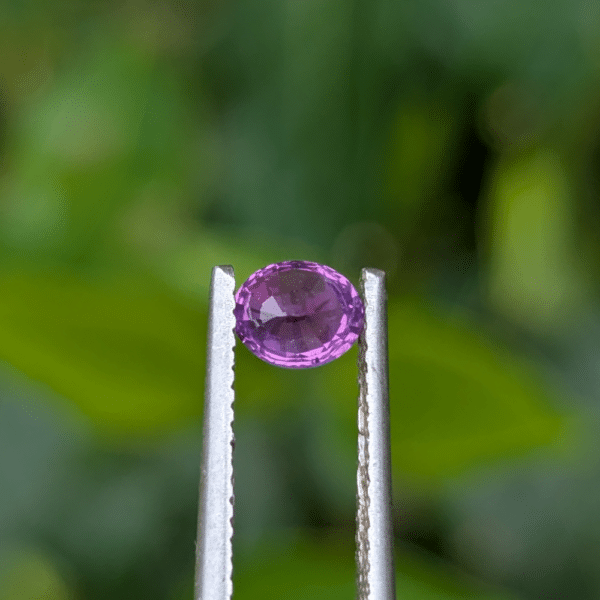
234, 261, 365, 368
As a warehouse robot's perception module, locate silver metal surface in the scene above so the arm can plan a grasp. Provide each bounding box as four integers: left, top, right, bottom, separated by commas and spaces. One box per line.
356, 268, 396, 600
195, 265, 236, 600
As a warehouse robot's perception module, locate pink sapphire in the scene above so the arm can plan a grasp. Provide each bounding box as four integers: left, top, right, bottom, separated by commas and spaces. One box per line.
234, 261, 365, 368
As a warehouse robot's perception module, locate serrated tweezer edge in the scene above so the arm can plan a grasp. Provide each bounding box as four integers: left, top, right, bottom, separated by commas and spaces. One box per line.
195, 265, 236, 600
356, 268, 396, 600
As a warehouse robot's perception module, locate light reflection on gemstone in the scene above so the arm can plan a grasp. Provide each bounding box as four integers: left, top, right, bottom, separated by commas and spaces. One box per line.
234, 261, 365, 368
259, 296, 286, 323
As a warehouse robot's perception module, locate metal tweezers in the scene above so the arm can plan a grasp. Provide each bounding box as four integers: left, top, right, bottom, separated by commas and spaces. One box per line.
194, 266, 395, 600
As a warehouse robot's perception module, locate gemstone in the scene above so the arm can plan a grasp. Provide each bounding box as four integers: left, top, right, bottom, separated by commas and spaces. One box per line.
234, 261, 365, 368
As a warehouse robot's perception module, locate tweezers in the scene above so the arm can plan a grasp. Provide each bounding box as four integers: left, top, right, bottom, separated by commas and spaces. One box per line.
194, 266, 395, 600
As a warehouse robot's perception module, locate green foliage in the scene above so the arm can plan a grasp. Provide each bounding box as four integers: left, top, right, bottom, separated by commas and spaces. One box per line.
321, 299, 563, 483
0, 267, 205, 431
483, 148, 588, 335
0, 0, 595, 597
386, 301, 563, 479
233, 534, 516, 600
0, 550, 72, 600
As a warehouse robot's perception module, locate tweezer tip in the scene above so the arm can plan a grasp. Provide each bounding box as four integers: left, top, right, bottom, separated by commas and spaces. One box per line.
361, 268, 386, 289
362, 267, 385, 278
212, 264, 235, 279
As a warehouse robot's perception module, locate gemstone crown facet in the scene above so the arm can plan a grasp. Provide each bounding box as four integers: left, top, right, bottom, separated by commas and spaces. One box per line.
234, 261, 365, 368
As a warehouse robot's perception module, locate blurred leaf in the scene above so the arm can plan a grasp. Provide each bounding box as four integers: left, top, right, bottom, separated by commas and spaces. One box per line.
0, 267, 205, 432
232, 533, 517, 600
321, 299, 564, 483
483, 148, 589, 335
384, 98, 460, 226
386, 301, 564, 479
0, 548, 72, 600
0, 218, 324, 432
0, 34, 201, 267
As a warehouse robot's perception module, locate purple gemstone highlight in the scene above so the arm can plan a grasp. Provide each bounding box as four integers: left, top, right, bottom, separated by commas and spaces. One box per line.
234, 261, 365, 368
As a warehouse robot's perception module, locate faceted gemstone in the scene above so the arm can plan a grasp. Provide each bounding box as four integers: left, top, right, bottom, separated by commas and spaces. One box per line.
234, 261, 365, 368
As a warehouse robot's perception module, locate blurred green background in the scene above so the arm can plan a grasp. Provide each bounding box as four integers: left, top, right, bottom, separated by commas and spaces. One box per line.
2, 0, 600, 598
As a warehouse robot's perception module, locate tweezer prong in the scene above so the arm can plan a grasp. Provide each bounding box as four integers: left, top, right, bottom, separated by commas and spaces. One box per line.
195, 265, 236, 600
356, 268, 396, 600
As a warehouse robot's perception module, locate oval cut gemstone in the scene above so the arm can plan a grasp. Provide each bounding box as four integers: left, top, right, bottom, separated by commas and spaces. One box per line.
234, 261, 365, 368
